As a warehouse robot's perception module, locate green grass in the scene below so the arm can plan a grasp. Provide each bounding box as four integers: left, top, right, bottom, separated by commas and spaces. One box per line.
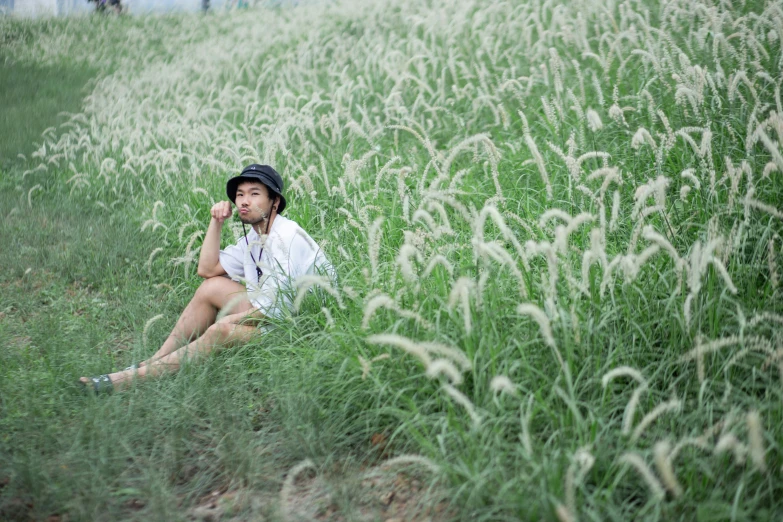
0, 57, 95, 169
2, 1, 783, 520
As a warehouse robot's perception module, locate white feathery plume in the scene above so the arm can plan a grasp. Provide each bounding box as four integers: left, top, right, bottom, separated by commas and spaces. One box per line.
362, 294, 430, 330
631, 398, 682, 443
396, 243, 422, 283
555, 504, 575, 522
474, 204, 529, 267
519, 395, 534, 454
365, 334, 432, 368
601, 366, 647, 388
280, 458, 316, 514
448, 277, 476, 335
519, 110, 553, 198
442, 384, 482, 428
586, 108, 603, 131
145, 247, 165, 274
368, 217, 384, 282
320, 307, 334, 329
378, 454, 440, 474
421, 254, 454, 279
714, 433, 747, 465
653, 440, 682, 497
539, 208, 574, 229
680, 168, 701, 189
426, 359, 463, 385
419, 342, 471, 371
748, 311, 783, 329
565, 446, 595, 516
769, 236, 779, 289
142, 314, 165, 349
516, 303, 556, 349
610, 190, 621, 232
474, 241, 528, 298
359, 353, 389, 380
631, 127, 656, 150
490, 375, 518, 397
632, 176, 670, 220
618, 453, 665, 500
747, 411, 767, 472
292, 275, 344, 312
623, 385, 648, 436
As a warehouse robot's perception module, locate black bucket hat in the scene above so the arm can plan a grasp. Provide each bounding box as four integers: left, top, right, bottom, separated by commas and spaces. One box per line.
226, 164, 287, 214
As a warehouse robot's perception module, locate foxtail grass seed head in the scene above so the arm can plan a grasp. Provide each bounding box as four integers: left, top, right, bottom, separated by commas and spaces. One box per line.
622, 384, 648, 436
747, 411, 767, 472
619, 453, 665, 501
519, 395, 534, 455
490, 375, 518, 397
631, 398, 682, 443
365, 334, 432, 368
714, 433, 747, 465
442, 384, 482, 428
378, 454, 440, 475
142, 314, 165, 349
145, 247, 165, 274
419, 342, 471, 371
368, 216, 384, 281
517, 303, 556, 348
363, 294, 400, 329
396, 243, 421, 284
292, 275, 343, 312
280, 458, 316, 517
565, 447, 595, 516
769, 236, 779, 288
602, 366, 647, 388
426, 359, 463, 385
555, 504, 575, 522
586, 108, 603, 132
653, 440, 683, 497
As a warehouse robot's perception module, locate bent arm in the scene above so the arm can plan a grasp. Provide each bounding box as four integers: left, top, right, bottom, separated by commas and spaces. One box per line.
198, 202, 232, 278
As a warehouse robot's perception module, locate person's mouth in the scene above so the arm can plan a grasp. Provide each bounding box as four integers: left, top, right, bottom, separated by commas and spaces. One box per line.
239, 208, 249, 215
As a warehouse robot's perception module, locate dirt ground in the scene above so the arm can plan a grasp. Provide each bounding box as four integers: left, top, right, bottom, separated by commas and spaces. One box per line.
187, 464, 452, 522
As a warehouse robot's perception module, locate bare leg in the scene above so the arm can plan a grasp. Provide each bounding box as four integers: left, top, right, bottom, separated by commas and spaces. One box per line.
104, 321, 260, 391
79, 277, 254, 390
143, 276, 253, 364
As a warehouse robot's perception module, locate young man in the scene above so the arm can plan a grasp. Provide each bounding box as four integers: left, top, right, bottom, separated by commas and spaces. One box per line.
80, 164, 330, 393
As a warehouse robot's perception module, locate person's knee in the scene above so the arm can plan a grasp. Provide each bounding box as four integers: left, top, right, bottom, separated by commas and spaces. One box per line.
195, 276, 230, 299
207, 321, 233, 339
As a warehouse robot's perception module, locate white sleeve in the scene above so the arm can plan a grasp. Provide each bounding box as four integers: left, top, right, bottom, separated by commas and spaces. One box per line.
218, 242, 245, 279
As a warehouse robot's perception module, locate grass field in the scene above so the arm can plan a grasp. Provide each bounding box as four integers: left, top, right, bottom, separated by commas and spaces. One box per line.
1, 0, 783, 520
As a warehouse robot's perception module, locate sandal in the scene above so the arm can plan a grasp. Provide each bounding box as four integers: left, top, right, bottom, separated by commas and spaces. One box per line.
79, 375, 114, 395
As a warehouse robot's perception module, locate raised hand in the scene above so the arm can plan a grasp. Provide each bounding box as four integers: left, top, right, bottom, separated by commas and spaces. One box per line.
210, 201, 233, 223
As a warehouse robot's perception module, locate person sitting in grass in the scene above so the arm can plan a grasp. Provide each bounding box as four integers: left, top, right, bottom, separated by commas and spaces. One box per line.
80, 164, 331, 393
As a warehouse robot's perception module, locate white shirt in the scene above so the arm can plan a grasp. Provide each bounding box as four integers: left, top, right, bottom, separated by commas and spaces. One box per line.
218, 215, 331, 318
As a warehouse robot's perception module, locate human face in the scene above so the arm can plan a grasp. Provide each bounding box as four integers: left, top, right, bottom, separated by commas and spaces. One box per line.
235, 180, 275, 226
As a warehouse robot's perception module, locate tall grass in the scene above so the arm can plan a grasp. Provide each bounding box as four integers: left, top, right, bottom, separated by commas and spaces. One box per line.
2, 0, 783, 519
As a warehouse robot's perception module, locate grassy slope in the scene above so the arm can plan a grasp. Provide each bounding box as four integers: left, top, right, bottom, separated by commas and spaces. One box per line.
0, 42, 443, 522
1, 2, 783, 521
0, 60, 95, 168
